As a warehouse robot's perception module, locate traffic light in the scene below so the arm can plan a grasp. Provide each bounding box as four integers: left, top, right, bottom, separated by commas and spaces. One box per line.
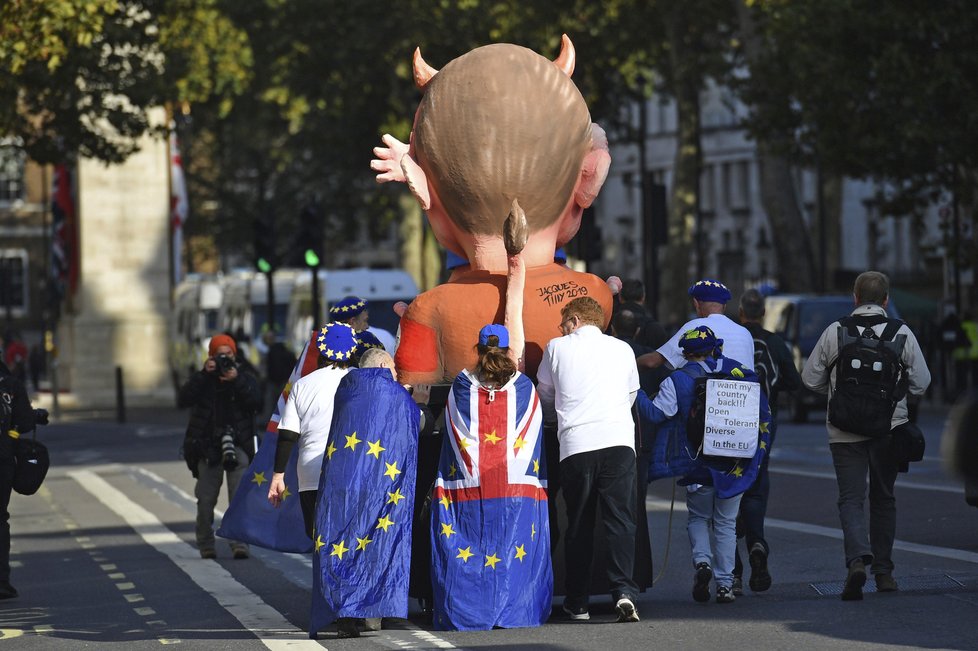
254, 209, 277, 272
298, 202, 324, 268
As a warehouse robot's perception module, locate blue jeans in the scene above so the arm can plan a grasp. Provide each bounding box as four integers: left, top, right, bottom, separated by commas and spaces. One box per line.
830, 437, 899, 574
687, 485, 742, 589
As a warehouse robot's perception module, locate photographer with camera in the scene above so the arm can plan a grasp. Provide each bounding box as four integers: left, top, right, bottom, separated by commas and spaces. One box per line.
179, 334, 261, 560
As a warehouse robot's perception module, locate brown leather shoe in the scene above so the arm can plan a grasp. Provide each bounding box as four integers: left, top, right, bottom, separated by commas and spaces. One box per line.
841, 559, 866, 601
199, 548, 217, 560
875, 573, 898, 592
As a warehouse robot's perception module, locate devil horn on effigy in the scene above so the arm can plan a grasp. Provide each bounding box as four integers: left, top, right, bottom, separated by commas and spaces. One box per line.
552, 34, 576, 77
413, 48, 439, 90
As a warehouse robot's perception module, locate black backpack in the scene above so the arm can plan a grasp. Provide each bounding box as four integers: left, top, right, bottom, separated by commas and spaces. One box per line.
828, 315, 909, 437
753, 336, 779, 398
681, 362, 739, 471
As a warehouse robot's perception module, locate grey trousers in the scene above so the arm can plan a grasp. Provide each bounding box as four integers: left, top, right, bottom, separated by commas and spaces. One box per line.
195, 446, 249, 551
830, 438, 899, 574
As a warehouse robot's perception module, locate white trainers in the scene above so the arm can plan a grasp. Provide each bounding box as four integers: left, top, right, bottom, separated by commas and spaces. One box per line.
615, 596, 640, 623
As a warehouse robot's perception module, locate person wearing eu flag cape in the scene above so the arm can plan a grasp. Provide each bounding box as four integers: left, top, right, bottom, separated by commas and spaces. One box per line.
308, 347, 427, 639
431, 322, 552, 631
636, 325, 771, 604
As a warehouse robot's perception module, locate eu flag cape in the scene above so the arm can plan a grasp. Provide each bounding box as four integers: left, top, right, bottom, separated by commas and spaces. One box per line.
217, 331, 319, 553
309, 368, 420, 634
431, 370, 552, 631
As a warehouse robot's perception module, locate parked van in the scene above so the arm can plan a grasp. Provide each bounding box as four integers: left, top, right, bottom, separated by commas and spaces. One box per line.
763, 293, 900, 421
219, 268, 302, 368
286, 268, 419, 353
170, 273, 224, 391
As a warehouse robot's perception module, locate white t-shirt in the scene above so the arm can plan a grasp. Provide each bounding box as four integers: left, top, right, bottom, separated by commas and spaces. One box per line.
658, 313, 755, 371
277, 365, 350, 491
536, 325, 640, 461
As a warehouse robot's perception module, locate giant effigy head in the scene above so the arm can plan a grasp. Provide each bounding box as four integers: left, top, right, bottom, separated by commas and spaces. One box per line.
374, 35, 611, 269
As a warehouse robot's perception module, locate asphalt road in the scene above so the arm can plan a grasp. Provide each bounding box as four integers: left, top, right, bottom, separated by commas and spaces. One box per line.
2, 402, 976, 650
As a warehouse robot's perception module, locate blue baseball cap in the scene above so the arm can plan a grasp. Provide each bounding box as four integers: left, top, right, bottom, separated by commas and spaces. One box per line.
478, 324, 509, 348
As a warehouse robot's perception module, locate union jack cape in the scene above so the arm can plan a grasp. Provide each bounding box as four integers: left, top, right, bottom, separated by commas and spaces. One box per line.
430, 369, 552, 631
217, 331, 319, 553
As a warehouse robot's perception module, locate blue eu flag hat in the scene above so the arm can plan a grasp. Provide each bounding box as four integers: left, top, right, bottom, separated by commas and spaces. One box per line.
354, 330, 385, 357
679, 325, 723, 356
329, 295, 368, 319
688, 279, 732, 304
317, 322, 358, 362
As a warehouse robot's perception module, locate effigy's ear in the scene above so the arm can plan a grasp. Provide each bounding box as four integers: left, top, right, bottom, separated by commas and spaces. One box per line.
400, 154, 431, 211
575, 123, 611, 209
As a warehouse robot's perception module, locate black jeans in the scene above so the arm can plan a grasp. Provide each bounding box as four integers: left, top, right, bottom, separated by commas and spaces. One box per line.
299, 489, 318, 541
560, 446, 639, 605
734, 422, 776, 576
0, 457, 14, 584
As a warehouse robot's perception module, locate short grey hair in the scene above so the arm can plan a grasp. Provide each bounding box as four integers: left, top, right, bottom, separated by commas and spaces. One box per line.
359, 348, 393, 369
739, 289, 765, 321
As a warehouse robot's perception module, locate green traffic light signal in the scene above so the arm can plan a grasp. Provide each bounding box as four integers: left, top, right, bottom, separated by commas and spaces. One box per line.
256, 257, 272, 273
304, 249, 320, 267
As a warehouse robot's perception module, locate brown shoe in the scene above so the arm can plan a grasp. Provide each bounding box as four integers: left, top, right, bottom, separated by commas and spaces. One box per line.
200, 548, 217, 560
875, 573, 898, 592
841, 559, 866, 601
231, 545, 249, 560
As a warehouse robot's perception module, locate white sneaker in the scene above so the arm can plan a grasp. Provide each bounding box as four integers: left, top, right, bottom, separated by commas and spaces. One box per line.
615, 596, 640, 623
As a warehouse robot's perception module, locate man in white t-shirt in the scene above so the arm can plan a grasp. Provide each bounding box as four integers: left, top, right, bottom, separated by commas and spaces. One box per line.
268, 322, 358, 538
638, 279, 755, 371
537, 296, 642, 624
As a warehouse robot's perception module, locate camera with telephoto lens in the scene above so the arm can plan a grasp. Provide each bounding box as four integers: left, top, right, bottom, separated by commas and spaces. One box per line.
214, 353, 236, 376
220, 426, 238, 470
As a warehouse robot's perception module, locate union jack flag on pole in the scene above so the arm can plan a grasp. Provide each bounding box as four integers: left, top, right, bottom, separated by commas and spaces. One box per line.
217, 330, 320, 553
430, 370, 552, 630
169, 125, 189, 285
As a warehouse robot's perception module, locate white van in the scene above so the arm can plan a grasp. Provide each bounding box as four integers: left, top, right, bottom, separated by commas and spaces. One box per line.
286, 268, 419, 354
170, 273, 224, 390
219, 268, 302, 368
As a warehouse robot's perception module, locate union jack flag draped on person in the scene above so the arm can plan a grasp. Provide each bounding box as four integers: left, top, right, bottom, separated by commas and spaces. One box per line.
217, 330, 319, 553
430, 369, 552, 631
50, 163, 78, 299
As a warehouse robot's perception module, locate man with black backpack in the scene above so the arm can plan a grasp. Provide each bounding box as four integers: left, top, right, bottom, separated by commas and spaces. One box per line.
802, 271, 930, 601
730, 289, 802, 595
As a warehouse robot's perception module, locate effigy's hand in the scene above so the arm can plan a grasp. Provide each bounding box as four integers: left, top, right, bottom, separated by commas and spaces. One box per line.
606, 275, 623, 295
371, 134, 410, 184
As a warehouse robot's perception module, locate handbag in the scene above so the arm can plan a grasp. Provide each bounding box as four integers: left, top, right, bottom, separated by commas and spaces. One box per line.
890, 420, 925, 466
13, 433, 50, 495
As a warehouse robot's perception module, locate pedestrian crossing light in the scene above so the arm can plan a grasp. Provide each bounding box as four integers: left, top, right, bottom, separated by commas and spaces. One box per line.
304, 249, 320, 268
256, 257, 272, 274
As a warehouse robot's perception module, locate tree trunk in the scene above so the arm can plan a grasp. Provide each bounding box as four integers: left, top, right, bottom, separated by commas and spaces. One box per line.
822, 173, 844, 290
658, 11, 703, 328
398, 193, 424, 289
755, 148, 817, 291
735, 0, 817, 293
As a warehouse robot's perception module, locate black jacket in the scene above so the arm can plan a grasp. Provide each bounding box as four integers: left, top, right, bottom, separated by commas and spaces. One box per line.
0, 364, 35, 463
179, 367, 261, 471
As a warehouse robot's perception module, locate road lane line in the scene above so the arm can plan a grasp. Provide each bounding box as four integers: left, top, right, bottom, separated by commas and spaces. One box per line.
769, 466, 964, 494
646, 496, 978, 564
69, 469, 322, 651
129, 465, 459, 650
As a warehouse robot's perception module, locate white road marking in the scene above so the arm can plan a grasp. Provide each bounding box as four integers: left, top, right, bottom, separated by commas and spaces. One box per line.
129, 465, 460, 650
769, 466, 965, 494
69, 469, 323, 651
646, 495, 978, 565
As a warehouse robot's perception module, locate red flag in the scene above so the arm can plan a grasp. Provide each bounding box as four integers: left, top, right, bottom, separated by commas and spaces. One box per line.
51, 163, 78, 298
